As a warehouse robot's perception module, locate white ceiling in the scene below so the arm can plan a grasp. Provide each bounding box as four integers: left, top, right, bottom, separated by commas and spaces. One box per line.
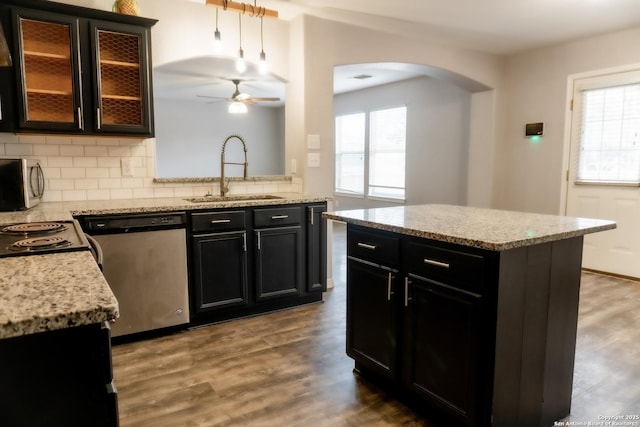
165, 0, 640, 102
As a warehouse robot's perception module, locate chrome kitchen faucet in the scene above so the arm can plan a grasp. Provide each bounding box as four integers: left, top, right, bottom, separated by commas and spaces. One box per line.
220, 135, 249, 196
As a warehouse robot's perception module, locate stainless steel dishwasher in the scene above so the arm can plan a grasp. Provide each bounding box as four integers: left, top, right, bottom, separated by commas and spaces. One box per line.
83, 212, 189, 338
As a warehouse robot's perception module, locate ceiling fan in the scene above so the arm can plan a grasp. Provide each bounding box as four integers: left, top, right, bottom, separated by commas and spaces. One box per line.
197, 79, 280, 105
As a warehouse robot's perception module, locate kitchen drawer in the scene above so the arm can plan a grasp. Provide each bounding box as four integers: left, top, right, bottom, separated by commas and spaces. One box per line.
191, 210, 246, 233
347, 225, 400, 267
254, 206, 302, 227
405, 241, 485, 295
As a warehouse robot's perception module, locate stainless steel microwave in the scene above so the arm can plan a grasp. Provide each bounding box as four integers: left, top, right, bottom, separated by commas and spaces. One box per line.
0, 157, 45, 211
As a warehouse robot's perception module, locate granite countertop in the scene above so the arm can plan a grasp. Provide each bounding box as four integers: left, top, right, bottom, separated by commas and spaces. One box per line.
323, 204, 616, 251
0, 193, 330, 339
0, 251, 118, 339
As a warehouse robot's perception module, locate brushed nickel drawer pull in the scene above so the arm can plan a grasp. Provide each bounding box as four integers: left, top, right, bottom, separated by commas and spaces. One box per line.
387, 272, 393, 301
271, 215, 289, 220
424, 258, 450, 269
210, 219, 231, 224
357, 242, 376, 250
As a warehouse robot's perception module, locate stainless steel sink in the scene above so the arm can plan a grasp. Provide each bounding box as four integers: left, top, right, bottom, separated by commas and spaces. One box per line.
185, 194, 284, 203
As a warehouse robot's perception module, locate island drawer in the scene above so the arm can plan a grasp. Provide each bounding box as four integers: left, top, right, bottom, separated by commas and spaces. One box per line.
191, 210, 246, 233
347, 226, 400, 267
254, 206, 302, 227
405, 241, 485, 295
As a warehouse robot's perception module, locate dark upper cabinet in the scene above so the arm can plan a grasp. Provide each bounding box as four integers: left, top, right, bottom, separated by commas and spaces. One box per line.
0, 7, 16, 132
89, 20, 154, 135
2, 0, 156, 136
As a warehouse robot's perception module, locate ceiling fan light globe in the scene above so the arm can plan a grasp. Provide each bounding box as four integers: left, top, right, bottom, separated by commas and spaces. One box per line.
229, 101, 248, 114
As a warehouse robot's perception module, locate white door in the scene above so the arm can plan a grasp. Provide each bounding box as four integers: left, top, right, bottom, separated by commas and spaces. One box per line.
565, 69, 640, 278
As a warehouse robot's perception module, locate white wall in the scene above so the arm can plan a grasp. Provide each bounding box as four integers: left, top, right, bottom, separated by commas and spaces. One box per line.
154, 99, 285, 178
289, 15, 505, 205
495, 27, 640, 214
333, 76, 471, 210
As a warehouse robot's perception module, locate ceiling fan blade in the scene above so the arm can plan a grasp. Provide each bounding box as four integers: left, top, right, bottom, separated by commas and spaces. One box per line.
197, 94, 228, 100
248, 97, 281, 102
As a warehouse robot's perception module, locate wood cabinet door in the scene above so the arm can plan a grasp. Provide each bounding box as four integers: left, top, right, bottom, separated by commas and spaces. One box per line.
403, 275, 481, 425
12, 9, 83, 131
192, 231, 249, 312
254, 226, 303, 300
90, 20, 153, 135
346, 258, 398, 380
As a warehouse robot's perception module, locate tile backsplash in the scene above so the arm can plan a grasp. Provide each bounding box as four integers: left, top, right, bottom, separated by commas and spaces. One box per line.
0, 133, 300, 202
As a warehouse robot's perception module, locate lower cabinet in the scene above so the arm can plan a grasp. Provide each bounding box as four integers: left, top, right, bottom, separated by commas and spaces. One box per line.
0, 322, 118, 427
346, 223, 586, 427
346, 224, 486, 427
189, 202, 326, 324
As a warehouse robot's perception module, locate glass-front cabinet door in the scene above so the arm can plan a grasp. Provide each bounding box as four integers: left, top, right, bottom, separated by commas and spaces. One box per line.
13, 10, 83, 131
91, 21, 152, 135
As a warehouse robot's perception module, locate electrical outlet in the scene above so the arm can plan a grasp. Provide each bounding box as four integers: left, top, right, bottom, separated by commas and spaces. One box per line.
307, 153, 320, 168
121, 158, 134, 177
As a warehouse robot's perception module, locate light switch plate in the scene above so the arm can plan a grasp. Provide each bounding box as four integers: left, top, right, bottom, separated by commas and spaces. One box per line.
121, 158, 134, 177
307, 134, 320, 149
307, 153, 320, 168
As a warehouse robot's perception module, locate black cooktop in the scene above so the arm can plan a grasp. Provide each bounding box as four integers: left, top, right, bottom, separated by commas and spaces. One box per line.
0, 220, 91, 258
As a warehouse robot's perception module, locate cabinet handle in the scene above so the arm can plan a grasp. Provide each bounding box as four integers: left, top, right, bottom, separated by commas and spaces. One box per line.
257, 231, 261, 250
387, 272, 394, 301
357, 242, 376, 250
97, 107, 101, 129
77, 107, 83, 130
271, 215, 289, 220
0, 94, 3, 120
309, 207, 314, 225
210, 219, 231, 224
243, 232, 247, 252
424, 258, 450, 269
404, 277, 412, 307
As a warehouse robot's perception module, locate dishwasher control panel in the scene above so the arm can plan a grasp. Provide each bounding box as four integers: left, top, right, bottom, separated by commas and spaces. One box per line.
83, 212, 187, 233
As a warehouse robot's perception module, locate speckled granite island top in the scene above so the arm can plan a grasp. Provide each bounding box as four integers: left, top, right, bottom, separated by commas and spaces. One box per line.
0, 251, 118, 339
323, 204, 616, 251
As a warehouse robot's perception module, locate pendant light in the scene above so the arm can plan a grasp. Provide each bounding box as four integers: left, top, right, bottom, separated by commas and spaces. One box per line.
0, 21, 12, 67
258, 16, 268, 75
235, 12, 246, 73
213, 8, 223, 54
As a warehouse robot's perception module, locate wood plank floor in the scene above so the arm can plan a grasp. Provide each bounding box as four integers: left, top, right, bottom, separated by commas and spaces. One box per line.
112, 223, 640, 426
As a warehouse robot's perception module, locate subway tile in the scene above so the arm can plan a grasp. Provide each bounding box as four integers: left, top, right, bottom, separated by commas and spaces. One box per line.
86, 189, 111, 200
5, 143, 33, 156
48, 179, 76, 191
71, 136, 96, 145
98, 178, 122, 189
121, 177, 144, 188
95, 138, 120, 146
85, 168, 110, 179
60, 145, 85, 156
108, 146, 131, 157
61, 168, 86, 179
48, 157, 74, 167
110, 188, 133, 199
0, 145, 5, 155
73, 156, 97, 167
109, 167, 122, 178
132, 188, 155, 199
131, 145, 146, 157
173, 187, 194, 197
17, 135, 44, 145
153, 187, 175, 198
62, 189, 87, 201
43, 167, 61, 179
0, 133, 19, 144
33, 144, 60, 156
46, 135, 73, 145
84, 145, 109, 157
74, 178, 99, 190
42, 190, 62, 202
98, 157, 120, 168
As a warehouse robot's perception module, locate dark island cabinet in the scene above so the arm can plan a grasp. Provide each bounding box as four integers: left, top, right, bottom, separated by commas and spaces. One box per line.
188, 202, 326, 325
346, 223, 587, 427
0, 0, 156, 136
307, 204, 328, 292
0, 322, 118, 427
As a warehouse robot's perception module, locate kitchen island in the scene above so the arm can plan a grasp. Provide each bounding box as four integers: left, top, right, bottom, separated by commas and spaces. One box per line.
323, 204, 616, 427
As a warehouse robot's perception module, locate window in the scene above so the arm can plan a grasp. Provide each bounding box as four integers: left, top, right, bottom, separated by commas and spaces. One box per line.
335, 106, 407, 200
575, 82, 640, 184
